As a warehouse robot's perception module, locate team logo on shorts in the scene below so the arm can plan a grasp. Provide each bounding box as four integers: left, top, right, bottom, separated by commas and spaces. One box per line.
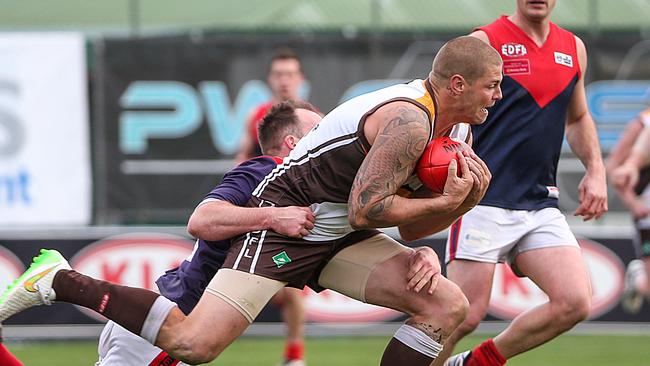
272, 251, 292, 268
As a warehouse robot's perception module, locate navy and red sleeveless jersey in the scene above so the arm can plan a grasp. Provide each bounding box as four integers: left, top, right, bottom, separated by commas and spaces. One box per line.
155, 156, 281, 314
473, 16, 580, 210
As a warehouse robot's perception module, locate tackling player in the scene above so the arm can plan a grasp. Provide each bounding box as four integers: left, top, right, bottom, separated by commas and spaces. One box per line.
97, 100, 319, 366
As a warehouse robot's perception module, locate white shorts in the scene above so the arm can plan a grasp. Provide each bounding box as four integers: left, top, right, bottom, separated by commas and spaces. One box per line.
96, 321, 188, 366
445, 206, 578, 265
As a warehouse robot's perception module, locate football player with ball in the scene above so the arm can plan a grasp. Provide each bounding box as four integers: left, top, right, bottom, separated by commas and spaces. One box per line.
0, 36, 499, 366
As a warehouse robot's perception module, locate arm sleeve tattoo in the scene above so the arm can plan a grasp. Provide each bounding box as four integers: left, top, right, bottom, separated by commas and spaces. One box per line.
349, 103, 430, 227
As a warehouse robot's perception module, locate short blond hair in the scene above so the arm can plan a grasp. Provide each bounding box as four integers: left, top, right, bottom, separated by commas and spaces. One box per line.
432, 36, 502, 84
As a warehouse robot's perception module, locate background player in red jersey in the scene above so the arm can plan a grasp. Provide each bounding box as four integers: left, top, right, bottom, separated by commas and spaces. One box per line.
437, 1, 608, 366
236, 48, 306, 162
0, 324, 24, 366
235, 47, 310, 363
609, 108, 650, 314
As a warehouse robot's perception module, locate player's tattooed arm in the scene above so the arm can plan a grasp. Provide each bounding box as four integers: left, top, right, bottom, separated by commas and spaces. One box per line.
348, 102, 431, 229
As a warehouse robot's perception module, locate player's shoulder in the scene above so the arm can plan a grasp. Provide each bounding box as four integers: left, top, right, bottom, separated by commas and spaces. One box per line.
551, 21, 582, 44
217, 156, 279, 188
235, 156, 280, 171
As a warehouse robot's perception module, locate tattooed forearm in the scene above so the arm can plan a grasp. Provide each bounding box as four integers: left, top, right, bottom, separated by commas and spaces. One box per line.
348, 102, 429, 228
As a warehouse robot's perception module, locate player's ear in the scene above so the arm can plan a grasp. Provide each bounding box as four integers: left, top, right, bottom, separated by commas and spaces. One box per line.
285, 135, 298, 150
449, 74, 465, 96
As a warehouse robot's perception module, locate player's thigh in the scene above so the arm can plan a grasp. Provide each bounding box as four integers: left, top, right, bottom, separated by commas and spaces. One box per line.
514, 208, 590, 300
317, 233, 405, 303
319, 234, 463, 316
446, 259, 496, 318
165, 269, 285, 352
365, 250, 467, 317
514, 246, 591, 303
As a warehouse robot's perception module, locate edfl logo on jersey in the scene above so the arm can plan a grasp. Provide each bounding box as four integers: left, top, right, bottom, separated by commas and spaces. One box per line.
501, 43, 527, 57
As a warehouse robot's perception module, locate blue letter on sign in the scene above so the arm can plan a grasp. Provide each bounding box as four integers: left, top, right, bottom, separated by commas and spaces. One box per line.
119, 81, 201, 154
200, 80, 271, 155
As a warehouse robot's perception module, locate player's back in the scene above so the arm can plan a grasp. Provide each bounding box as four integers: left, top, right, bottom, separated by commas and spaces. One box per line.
472, 16, 580, 210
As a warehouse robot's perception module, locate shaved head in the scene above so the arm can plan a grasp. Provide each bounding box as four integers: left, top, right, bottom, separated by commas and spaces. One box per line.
431, 36, 502, 84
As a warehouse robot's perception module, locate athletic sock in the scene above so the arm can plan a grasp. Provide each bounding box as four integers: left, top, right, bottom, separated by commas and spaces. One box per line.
466, 339, 506, 366
284, 340, 304, 361
53, 269, 174, 343
0, 344, 24, 366
380, 324, 443, 366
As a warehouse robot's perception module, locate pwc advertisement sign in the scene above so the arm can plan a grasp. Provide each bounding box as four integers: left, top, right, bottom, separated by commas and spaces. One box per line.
488, 238, 625, 320
69, 234, 194, 321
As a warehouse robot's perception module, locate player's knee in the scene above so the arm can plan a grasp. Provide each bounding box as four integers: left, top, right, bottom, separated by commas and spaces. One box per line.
178, 341, 222, 364
438, 285, 469, 330
554, 293, 591, 329
283, 288, 304, 306
456, 305, 485, 337
170, 335, 226, 364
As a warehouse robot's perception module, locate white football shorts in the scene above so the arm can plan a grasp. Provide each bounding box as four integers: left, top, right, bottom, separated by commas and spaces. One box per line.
96, 320, 188, 366
445, 206, 578, 265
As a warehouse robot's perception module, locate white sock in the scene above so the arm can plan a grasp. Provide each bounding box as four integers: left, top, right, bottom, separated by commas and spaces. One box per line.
393, 324, 444, 359
140, 296, 177, 344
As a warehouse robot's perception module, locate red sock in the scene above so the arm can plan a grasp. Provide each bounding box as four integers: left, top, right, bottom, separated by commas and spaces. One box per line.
0, 344, 24, 366
467, 339, 506, 366
284, 340, 304, 361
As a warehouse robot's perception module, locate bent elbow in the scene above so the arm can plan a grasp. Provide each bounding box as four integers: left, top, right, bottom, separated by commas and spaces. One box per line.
399, 228, 420, 242
349, 213, 370, 231
186, 215, 204, 239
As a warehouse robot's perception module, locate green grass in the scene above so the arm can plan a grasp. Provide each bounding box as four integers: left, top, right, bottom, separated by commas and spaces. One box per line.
6, 334, 650, 365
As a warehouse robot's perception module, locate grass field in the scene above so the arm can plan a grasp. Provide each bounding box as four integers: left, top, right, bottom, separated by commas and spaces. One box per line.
6, 334, 650, 365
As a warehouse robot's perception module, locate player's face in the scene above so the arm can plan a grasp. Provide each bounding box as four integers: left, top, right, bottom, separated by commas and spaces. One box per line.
516, 0, 556, 22
464, 64, 503, 124
268, 59, 304, 101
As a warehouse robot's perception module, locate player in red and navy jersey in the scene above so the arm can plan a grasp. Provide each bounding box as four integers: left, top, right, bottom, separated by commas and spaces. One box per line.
236, 48, 306, 162
438, 1, 608, 366
96, 101, 320, 366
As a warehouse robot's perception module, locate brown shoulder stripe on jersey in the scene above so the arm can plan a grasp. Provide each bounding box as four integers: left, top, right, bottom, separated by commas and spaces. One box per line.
252, 132, 359, 197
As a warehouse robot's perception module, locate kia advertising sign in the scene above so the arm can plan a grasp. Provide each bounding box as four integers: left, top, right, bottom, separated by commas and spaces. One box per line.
0, 234, 647, 325
303, 288, 401, 323
488, 238, 625, 320
69, 234, 193, 321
